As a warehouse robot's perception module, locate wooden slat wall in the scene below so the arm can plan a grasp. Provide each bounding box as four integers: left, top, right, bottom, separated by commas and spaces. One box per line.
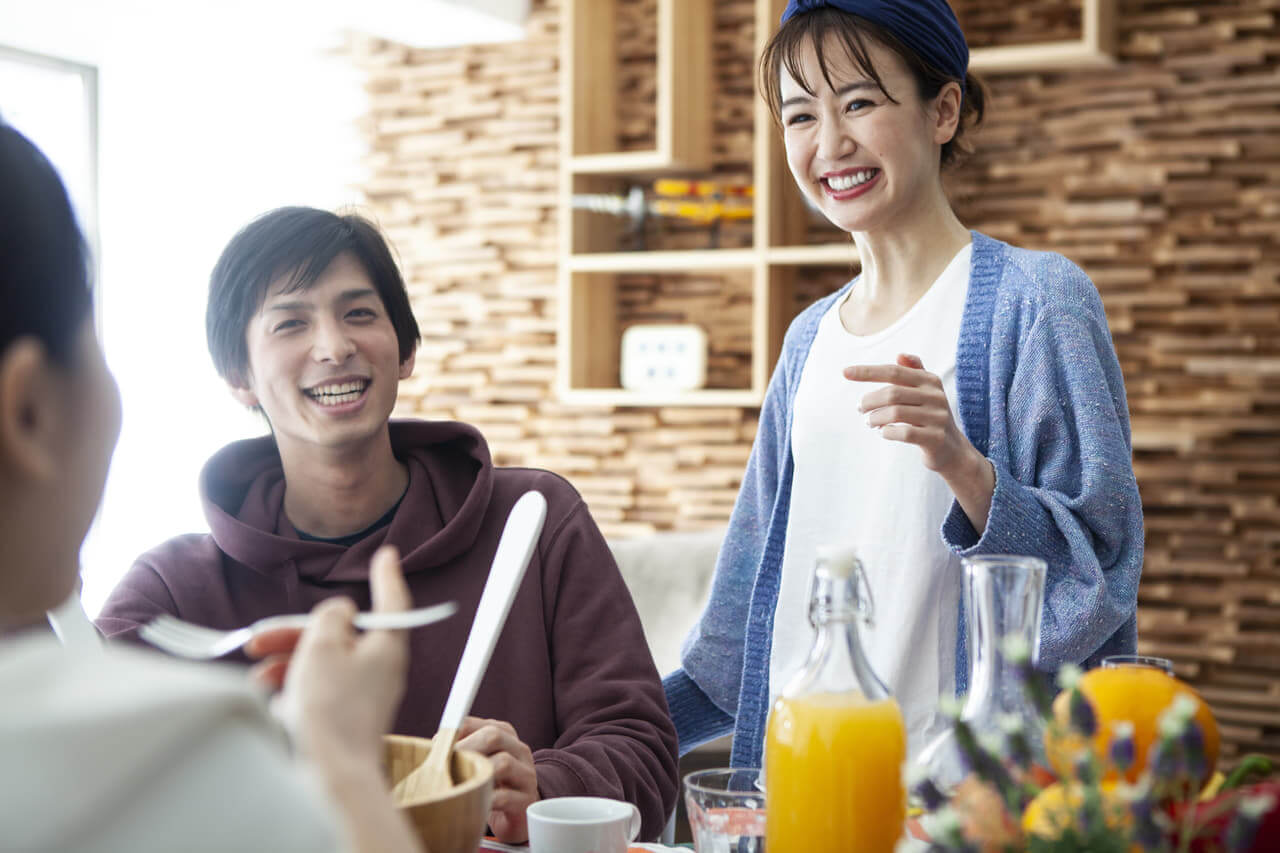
956, 0, 1085, 48
352, 0, 1280, 762
617, 270, 756, 389
351, 0, 760, 542
615, 0, 756, 251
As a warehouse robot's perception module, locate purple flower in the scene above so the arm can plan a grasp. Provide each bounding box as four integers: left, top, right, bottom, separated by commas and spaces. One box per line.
913, 776, 947, 812
1069, 688, 1097, 737
1127, 786, 1172, 851
953, 720, 981, 777
1021, 665, 1054, 718
1148, 737, 1181, 779
1109, 721, 1136, 773
1132, 815, 1166, 850
1129, 790, 1154, 824
1182, 722, 1206, 780
1005, 728, 1033, 770
953, 720, 1015, 801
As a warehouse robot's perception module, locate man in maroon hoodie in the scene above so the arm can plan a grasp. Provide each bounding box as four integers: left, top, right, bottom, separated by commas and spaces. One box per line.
96, 207, 679, 843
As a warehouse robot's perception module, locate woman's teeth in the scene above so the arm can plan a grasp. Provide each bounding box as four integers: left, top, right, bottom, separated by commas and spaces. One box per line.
826, 169, 876, 191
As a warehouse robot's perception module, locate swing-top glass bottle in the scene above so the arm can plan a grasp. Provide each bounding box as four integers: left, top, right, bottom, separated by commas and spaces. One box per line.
765, 545, 907, 852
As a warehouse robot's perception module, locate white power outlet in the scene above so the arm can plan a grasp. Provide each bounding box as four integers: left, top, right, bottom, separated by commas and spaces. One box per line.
620, 324, 708, 392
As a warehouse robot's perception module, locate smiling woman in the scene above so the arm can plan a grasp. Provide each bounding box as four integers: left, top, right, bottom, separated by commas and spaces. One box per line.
663, 0, 1144, 818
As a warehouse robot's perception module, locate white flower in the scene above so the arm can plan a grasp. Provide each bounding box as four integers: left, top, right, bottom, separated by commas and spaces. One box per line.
1000, 634, 1031, 664
1238, 793, 1277, 821
997, 713, 1025, 736
938, 695, 964, 720
1113, 779, 1145, 803
933, 806, 963, 839
1170, 693, 1198, 721
1157, 698, 1196, 739
905, 762, 931, 788
979, 731, 1005, 755
1158, 709, 1188, 739
1057, 664, 1083, 690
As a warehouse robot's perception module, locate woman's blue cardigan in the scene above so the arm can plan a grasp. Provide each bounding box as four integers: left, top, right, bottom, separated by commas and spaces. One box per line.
663, 232, 1144, 768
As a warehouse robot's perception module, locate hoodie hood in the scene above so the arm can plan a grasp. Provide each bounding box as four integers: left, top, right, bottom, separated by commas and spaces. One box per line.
199, 420, 493, 583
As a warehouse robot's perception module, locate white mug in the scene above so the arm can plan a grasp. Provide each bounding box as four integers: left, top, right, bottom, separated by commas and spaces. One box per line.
526, 796, 642, 853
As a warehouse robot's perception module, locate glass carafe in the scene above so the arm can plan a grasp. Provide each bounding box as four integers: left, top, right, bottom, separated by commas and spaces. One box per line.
915, 554, 1048, 795
764, 545, 907, 853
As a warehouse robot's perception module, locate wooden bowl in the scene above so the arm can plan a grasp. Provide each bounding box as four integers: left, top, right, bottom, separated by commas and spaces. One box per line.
383, 734, 494, 853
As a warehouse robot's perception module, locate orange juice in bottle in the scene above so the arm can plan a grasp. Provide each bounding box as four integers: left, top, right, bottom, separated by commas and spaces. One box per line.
765, 545, 906, 853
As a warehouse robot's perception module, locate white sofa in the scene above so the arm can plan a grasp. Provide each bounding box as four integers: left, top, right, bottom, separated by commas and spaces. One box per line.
607, 526, 724, 679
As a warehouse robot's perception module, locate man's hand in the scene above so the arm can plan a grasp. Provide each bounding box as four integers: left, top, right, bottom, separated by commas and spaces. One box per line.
456, 716, 540, 843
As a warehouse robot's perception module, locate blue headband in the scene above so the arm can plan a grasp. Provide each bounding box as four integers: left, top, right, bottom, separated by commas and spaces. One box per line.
780, 0, 969, 84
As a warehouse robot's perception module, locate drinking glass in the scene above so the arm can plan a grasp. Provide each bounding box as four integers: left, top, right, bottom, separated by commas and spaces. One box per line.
1101, 654, 1175, 675
684, 768, 765, 853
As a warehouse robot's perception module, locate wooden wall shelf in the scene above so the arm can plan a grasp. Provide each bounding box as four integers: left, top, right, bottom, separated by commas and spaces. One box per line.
561, 388, 766, 408
566, 249, 757, 273
766, 244, 860, 266
562, 0, 712, 171
569, 152, 700, 176
557, 0, 1118, 407
970, 0, 1117, 73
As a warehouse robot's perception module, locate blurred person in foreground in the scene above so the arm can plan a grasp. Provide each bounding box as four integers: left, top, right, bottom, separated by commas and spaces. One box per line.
0, 122, 421, 852
94, 201, 679, 841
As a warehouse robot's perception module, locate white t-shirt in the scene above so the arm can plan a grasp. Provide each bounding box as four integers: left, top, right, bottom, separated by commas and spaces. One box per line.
771, 244, 971, 761
0, 633, 344, 852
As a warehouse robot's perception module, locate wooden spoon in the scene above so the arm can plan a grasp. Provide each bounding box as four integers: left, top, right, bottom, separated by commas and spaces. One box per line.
392, 490, 547, 802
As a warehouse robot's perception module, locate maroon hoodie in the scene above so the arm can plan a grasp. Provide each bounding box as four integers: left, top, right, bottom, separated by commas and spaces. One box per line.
96, 420, 679, 839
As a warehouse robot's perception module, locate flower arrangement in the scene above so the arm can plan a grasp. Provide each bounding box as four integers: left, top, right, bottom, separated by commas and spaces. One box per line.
913, 638, 1279, 852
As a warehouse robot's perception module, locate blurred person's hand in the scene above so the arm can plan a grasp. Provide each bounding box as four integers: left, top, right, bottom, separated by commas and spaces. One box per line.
456, 716, 539, 843
250, 546, 419, 852
245, 627, 299, 691
275, 546, 411, 762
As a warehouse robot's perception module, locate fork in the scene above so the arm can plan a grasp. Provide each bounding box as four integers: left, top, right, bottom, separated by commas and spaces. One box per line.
138, 601, 458, 660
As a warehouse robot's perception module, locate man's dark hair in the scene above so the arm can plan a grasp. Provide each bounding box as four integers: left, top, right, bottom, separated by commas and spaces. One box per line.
206, 207, 421, 384
0, 123, 94, 365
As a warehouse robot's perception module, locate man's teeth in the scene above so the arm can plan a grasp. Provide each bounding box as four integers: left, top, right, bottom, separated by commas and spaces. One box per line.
306, 381, 368, 405
826, 169, 876, 191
